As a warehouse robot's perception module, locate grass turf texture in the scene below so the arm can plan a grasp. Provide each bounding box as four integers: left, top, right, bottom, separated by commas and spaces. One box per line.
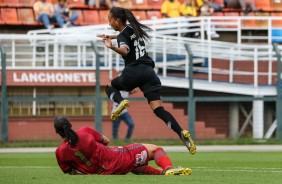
0, 152, 282, 184
1, 138, 281, 148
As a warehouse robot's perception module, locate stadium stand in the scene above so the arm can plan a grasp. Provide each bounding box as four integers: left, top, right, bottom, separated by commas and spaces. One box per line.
2, 15, 281, 140
213, 12, 224, 17
68, 0, 88, 9
83, 10, 100, 25
2, 0, 21, 7
0, 8, 2, 23
18, 8, 37, 25
148, 0, 163, 10
117, 0, 133, 9
271, 12, 282, 27
99, 10, 109, 24
240, 12, 256, 28
147, 10, 162, 20
214, 0, 224, 6
132, 0, 148, 10
0, 0, 282, 29
21, 0, 36, 7
1, 7, 20, 25
255, 0, 273, 11
131, 10, 147, 20
272, 0, 282, 9
222, 12, 240, 28
254, 12, 270, 28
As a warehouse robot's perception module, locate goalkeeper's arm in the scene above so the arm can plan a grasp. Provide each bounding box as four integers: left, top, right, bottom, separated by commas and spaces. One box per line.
68, 169, 84, 175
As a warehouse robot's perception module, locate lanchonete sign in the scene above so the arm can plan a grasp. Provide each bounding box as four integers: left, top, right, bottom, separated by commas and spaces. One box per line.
13, 72, 96, 83
3, 70, 112, 86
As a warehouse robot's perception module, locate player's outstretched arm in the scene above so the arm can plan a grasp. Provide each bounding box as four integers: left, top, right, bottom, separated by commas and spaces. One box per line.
96, 34, 117, 40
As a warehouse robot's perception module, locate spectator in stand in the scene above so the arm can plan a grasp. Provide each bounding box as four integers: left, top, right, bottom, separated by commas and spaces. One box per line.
224, 0, 261, 15
200, 0, 220, 38
180, 0, 198, 18
161, 0, 182, 18
33, 0, 67, 29
54, 0, 78, 27
180, 0, 200, 38
196, 0, 223, 12
85, 0, 120, 9
112, 91, 134, 142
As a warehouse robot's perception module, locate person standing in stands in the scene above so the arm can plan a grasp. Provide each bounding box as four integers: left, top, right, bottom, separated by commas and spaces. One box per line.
161, 0, 182, 18
33, 0, 67, 29
112, 91, 134, 141
97, 7, 196, 155
54, 0, 78, 27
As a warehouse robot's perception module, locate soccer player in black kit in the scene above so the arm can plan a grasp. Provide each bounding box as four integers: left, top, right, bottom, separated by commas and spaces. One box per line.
97, 7, 196, 155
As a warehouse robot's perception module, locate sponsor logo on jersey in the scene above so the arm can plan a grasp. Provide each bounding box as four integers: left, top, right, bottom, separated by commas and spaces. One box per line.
134, 150, 147, 166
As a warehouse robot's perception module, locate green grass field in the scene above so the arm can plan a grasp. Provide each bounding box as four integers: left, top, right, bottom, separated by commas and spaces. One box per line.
0, 151, 281, 184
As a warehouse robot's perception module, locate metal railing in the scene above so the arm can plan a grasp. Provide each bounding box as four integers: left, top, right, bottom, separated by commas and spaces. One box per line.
1, 16, 282, 91
27, 16, 282, 43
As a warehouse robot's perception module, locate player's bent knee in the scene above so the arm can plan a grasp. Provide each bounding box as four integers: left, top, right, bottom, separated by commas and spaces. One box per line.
145, 91, 161, 103
142, 143, 161, 158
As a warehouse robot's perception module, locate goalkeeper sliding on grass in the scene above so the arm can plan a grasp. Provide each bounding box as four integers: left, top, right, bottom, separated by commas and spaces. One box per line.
54, 116, 192, 176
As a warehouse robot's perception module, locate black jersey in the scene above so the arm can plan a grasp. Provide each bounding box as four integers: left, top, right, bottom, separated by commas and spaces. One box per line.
117, 25, 155, 68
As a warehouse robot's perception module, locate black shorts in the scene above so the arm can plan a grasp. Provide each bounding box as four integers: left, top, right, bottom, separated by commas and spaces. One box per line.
111, 64, 162, 102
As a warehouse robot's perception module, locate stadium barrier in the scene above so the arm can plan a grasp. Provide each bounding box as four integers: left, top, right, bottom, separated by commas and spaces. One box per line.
1, 16, 282, 142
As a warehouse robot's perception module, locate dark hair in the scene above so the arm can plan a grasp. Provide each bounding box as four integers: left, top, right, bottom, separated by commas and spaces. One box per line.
110, 7, 152, 41
54, 116, 79, 147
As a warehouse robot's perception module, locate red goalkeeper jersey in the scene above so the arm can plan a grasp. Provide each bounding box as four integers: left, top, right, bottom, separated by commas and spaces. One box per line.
55, 126, 148, 175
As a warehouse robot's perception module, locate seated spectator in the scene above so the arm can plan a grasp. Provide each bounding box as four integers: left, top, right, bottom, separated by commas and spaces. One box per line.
180, 0, 198, 17
161, 0, 182, 18
180, 0, 200, 38
85, 0, 119, 9
204, 0, 223, 12
200, 0, 220, 38
33, 0, 67, 29
54, 0, 78, 27
224, 0, 261, 15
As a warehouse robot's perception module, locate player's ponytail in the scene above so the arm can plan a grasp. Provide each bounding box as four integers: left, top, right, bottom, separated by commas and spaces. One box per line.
110, 7, 152, 41
54, 116, 79, 147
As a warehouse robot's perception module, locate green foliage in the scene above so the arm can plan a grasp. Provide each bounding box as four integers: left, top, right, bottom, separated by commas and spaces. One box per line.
0, 152, 282, 184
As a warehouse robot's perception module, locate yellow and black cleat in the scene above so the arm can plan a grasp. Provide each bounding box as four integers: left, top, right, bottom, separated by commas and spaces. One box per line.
111, 100, 130, 120
181, 130, 196, 155
165, 167, 192, 176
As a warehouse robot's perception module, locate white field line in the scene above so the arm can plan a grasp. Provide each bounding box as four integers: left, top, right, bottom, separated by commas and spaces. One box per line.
193, 167, 282, 173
